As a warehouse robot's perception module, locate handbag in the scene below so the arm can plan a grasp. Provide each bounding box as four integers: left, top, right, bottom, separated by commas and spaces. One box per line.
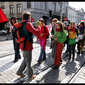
50, 40, 56, 49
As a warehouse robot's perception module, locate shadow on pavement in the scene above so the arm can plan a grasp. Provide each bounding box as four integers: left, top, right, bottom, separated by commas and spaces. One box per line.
0, 61, 14, 74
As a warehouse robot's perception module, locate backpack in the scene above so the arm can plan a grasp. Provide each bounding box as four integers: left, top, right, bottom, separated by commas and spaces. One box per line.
13, 22, 33, 50
44, 26, 49, 39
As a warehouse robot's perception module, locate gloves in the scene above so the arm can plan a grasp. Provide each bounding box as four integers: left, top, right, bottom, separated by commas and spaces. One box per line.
36, 21, 40, 26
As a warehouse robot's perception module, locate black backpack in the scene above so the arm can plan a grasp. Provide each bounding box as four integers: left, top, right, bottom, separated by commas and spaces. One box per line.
44, 26, 49, 39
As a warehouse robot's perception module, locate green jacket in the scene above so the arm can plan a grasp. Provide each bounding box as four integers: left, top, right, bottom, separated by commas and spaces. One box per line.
52, 30, 67, 44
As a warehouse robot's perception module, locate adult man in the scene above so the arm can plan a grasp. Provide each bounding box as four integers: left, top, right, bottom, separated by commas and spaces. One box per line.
16, 11, 40, 81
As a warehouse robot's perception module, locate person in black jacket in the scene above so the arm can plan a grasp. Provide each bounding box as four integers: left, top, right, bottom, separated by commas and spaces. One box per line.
10, 17, 21, 62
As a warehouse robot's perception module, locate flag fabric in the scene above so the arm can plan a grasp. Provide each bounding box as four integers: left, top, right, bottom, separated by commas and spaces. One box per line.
0, 7, 9, 30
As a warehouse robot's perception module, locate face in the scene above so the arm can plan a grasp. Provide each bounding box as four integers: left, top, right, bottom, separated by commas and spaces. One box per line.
56, 23, 60, 29
71, 23, 75, 28
12, 19, 15, 24
53, 21, 56, 25
80, 24, 83, 27
29, 16, 31, 21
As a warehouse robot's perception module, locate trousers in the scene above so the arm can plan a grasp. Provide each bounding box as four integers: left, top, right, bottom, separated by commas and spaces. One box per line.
17, 50, 33, 80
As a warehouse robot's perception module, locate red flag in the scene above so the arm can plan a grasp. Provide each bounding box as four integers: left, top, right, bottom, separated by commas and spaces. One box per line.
0, 7, 9, 30
0, 7, 9, 23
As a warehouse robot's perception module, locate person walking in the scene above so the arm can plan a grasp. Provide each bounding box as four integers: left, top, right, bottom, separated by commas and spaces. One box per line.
50, 18, 58, 59
6, 25, 13, 40
16, 11, 40, 81
10, 17, 21, 62
37, 18, 49, 63
68, 22, 78, 60
51, 21, 66, 69
77, 22, 85, 54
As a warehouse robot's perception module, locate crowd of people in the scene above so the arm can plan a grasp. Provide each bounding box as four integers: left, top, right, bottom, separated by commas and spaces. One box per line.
5, 11, 85, 81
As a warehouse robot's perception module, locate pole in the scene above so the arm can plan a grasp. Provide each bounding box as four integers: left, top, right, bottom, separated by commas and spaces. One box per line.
60, 3, 62, 22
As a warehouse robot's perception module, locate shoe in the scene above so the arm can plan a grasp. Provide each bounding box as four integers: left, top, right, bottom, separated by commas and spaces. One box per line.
6, 39, 8, 40
29, 75, 36, 81
37, 60, 41, 63
42, 58, 46, 60
53, 65, 59, 69
13, 59, 19, 62
16, 73, 25, 77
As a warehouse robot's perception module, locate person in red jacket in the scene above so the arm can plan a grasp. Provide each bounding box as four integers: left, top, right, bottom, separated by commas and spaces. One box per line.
16, 11, 40, 81
37, 18, 49, 63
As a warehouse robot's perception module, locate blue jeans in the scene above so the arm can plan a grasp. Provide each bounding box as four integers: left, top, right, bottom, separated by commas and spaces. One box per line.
38, 46, 46, 61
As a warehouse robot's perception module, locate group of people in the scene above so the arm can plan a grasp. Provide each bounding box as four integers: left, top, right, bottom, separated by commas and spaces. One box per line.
6, 10, 85, 81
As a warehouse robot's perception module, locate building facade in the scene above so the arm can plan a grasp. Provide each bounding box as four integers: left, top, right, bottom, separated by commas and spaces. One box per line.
0, 1, 68, 25
68, 6, 84, 24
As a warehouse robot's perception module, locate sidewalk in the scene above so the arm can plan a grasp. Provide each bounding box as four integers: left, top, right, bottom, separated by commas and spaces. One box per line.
0, 38, 85, 83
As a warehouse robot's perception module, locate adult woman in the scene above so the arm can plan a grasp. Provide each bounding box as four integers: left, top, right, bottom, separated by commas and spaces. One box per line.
68, 22, 78, 60
10, 17, 21, 62
52, 21, 66, 69
77, 22, 85, 54
37, 18, 49, 63
50, 18, 58, 59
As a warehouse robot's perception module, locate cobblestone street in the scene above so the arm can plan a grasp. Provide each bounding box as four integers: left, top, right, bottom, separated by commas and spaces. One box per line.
0, 36, 85, 84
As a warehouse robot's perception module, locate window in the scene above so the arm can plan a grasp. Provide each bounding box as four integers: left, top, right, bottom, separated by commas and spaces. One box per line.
17, 4, 21, 13
1, 6, 5, 13
43, 2, 46, 10
27, 2, 31, 8
9, 5, 14, 14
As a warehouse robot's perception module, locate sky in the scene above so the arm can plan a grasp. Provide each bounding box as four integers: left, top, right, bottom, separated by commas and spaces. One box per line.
69, 2, 85, 11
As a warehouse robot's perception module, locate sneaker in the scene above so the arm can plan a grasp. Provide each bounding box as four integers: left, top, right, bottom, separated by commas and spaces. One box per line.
37, 60, 41, 63
42, 58, 46, 60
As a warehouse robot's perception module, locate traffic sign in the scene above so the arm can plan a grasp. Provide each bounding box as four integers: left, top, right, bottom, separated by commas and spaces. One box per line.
64, 17, 67, 21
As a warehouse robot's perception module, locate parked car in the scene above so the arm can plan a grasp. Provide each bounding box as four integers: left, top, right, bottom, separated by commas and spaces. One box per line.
0, 27, 7, 35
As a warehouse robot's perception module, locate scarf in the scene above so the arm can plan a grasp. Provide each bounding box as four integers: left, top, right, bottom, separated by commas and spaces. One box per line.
70, 27, 75, 34
56, 28, 61, 32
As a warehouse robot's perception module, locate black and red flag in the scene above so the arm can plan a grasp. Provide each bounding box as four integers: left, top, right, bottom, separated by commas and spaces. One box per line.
0, 7, 9, 30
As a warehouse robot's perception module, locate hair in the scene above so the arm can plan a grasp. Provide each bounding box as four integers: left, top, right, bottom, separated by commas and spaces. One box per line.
80, 22, 84, 27
39, 18, 44, 22
10, 17, 17, 26
52, 18, 58, 22
56, 21, 64, 32
22, 11, 31, 21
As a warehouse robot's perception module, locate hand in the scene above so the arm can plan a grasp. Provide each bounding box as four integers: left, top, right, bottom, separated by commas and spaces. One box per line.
40, 33, 43, 36
55, 38, 57, 40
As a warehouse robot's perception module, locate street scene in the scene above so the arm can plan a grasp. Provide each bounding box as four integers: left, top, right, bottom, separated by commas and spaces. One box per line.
0, 1, 85, 84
